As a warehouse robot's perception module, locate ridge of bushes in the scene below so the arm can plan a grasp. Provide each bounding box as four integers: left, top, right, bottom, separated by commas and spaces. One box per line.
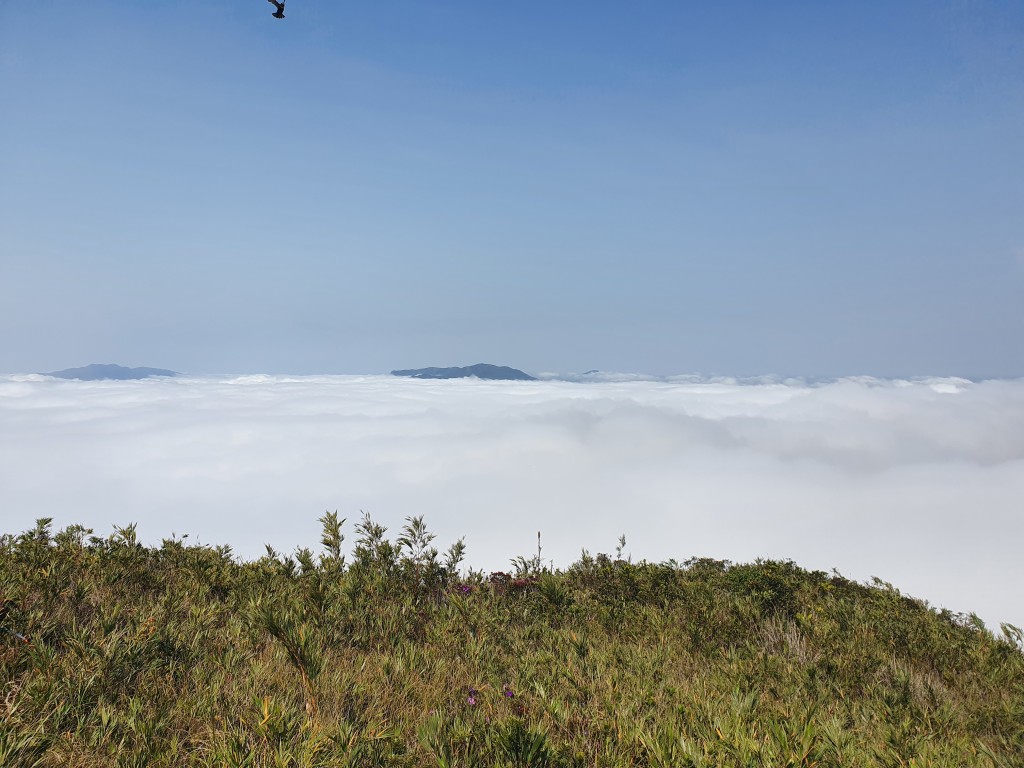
1, 514, 1022, 767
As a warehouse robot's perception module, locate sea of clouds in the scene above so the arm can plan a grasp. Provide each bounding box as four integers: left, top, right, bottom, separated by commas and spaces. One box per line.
2, 373, 1022, 631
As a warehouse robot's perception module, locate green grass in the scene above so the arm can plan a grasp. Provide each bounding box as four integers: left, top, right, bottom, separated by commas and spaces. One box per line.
1, 514, 1022, 767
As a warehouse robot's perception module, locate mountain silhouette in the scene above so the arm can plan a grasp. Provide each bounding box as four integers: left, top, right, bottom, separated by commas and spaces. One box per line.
44, 364, 178, 381
391, 363, 535, 381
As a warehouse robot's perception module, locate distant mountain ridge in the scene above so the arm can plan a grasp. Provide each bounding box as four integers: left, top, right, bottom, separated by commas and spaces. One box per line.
44, 364, 177, 381
391, 363, 535, 381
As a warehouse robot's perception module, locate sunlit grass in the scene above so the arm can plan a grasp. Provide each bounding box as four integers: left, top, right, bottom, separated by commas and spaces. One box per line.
1, 514, 1021, 766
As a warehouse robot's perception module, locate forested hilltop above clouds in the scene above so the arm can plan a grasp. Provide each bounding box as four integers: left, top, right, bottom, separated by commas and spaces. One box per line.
43, 364, 177, 381
391, 363, 535, 381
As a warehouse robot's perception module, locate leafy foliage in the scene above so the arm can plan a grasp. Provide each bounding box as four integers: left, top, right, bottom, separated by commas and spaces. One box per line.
1, 516, 1021, 766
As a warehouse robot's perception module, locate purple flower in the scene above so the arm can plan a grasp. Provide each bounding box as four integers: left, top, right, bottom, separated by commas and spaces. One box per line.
467, 695, 477, 705
503, 684, 515, 698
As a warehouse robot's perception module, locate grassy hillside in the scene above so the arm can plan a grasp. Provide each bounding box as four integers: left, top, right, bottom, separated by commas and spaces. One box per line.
1, 515, 1022, 767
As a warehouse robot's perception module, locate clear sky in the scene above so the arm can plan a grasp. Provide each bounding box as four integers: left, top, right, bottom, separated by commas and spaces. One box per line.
2, 0, 1022, 377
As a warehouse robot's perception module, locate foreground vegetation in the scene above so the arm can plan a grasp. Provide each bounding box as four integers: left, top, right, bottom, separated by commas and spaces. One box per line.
1, 516, 1022, 767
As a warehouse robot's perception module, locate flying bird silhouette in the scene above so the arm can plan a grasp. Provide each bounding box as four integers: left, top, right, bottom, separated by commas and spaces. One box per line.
268, 0, 285, 19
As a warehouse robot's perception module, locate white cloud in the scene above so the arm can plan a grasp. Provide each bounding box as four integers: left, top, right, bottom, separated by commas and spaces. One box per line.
1, 373, 1022, 631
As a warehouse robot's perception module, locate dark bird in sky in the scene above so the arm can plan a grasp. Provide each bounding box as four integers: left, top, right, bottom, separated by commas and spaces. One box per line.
268, 0, 285, 19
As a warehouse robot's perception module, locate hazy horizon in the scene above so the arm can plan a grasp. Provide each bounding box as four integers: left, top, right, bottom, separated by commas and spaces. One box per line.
11, 361, 1024, 384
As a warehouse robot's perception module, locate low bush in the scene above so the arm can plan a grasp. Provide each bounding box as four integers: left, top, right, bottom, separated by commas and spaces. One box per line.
1, 515, 1021, 767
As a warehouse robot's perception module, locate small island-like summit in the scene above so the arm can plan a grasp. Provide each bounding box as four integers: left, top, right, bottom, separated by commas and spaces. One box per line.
43, 364, 178, 381
391, 363, 535, 381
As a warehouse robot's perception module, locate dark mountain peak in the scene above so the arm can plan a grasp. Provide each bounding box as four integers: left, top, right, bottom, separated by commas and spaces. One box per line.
44, 364, 178, 381
391, 363, 535, 381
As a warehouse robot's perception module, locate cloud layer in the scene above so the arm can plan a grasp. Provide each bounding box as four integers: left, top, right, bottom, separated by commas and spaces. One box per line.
2, 373, 1022, 631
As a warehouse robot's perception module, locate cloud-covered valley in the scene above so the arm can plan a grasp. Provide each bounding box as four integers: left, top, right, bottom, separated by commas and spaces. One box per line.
2, 373, 1022, 631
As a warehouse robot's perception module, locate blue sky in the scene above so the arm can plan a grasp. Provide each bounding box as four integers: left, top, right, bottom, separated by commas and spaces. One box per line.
1, 0, 1022, 376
